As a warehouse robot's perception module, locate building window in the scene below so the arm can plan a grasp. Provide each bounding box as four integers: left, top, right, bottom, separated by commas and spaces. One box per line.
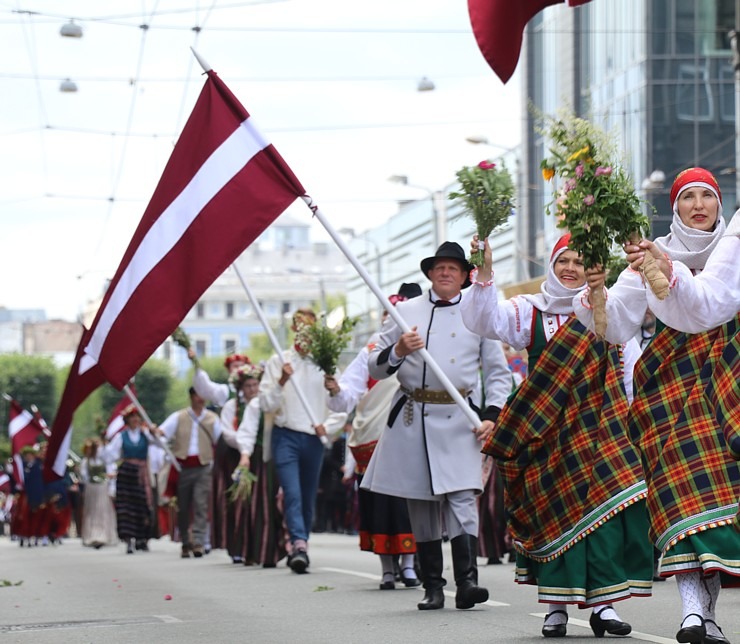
675, 63, 713, 122
195, 339, 207, 357
224, 338, 237, 354
163, 340, 171, 361
226, 302, 235, 319
196, 302, 205, 319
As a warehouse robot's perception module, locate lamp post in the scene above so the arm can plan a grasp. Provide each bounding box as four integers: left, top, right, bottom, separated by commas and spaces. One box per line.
387, 174, 446, 248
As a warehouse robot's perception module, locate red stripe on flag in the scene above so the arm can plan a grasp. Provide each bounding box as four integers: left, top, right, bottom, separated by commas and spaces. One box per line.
467, 0, 591, 83
45, 70, 306, 479
8, 399, 44, 487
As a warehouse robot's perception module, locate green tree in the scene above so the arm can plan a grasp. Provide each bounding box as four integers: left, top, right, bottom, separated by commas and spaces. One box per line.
0, 354, 57, 420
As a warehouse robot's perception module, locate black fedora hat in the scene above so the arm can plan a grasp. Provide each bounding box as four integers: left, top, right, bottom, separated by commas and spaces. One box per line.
420, 241, 474, 289
397, 282, 422, 300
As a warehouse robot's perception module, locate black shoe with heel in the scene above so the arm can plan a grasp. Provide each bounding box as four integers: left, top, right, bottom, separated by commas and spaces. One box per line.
702, 619, 728, 644
589, 606, 631, 638
401, 566, 421, 588
542, 610, 568, 638
676, 614, 705, 643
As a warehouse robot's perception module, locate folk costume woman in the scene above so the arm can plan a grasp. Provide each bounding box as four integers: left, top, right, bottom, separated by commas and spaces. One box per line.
191, 352, 249, 562
461, 233, 652, 639
577, 168, 740, 644
105, 406, 155, 554
323, 283, 422, 591
80, 438, 117, 548
234, 364, 289, 568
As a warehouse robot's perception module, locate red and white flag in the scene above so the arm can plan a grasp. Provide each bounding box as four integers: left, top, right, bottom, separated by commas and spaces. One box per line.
45, 70, 307, 480
8, 399, 44, 488
105, 386, 138, 440
0, 472, 10, 495
468, 0, 592, 83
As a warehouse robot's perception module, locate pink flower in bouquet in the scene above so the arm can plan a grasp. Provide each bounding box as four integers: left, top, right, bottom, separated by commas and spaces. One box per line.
595, 166, 613, 177
583, 194, 595, 206
575, 163, 585, 178
564, 178, 577, 193
477, 160, 496, 170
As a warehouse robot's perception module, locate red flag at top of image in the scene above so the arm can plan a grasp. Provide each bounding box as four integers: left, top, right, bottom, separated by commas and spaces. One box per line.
468, 0, 592, 83
44, 70, 307, 480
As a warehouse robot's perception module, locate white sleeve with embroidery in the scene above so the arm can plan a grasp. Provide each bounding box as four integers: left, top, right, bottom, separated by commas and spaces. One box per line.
646, 235, 740, 332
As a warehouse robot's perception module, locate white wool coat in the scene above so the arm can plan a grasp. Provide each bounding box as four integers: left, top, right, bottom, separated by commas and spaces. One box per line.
360, 291, 511, 500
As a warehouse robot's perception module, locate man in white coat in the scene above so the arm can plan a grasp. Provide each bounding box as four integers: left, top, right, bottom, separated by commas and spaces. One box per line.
362, 241, 511, 611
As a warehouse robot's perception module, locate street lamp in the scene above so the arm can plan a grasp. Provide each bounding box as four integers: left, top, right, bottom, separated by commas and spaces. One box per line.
387, 175, 446, 248
417, 76, 435, 92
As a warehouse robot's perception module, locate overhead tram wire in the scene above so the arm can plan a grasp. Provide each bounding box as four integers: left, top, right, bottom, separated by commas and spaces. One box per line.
90, 1, 158, 263
172, 0, 219, 139
17, 9, 50, 194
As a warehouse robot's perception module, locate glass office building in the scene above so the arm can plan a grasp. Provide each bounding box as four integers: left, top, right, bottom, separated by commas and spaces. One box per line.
521, 0, 736, 274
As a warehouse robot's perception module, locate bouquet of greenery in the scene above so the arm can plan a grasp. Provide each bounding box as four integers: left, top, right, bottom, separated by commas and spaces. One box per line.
228, 466, 258, 504
296, 314, 358, 376
171, 326, 199, 368
449, 160, 515, 266
539, 110, 666, 338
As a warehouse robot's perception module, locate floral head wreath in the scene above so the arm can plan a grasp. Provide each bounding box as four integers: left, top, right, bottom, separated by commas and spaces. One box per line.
228, 363, 263, 388
224, 353, 249, 369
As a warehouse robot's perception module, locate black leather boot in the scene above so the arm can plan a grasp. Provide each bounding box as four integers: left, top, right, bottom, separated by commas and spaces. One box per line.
451, 534, 489, 609
416, 540, 446, 610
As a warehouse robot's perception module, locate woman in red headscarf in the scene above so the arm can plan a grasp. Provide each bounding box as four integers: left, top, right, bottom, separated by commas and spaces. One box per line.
462, 233, 652, 639
578, 168, 739, 644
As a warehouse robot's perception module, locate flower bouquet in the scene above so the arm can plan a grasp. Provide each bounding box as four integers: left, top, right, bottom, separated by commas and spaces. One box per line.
540, 110, 665, 338
449, 160, 515, 266
228, 466, 258, 504
296, 314, 358, 376
171, 326, 199, 368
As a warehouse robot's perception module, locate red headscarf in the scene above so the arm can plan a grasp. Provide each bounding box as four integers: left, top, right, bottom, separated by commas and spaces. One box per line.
669, 167, 721, 211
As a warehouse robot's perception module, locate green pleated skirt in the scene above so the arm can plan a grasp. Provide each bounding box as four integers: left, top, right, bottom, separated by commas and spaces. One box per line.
515, 500, 654, 607
660, 523, 740, 587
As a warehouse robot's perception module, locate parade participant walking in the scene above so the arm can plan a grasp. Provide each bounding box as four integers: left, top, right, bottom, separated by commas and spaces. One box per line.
362, 242, 511, 611
155, 388, 222, 559
80, 438, 117, 548
189, 349, 249, 562
462, 233, 651, 638
234, 363, 289, 567
324, 283, 422, 591
105, 407, 155, 554
259, 308, 347, 574
577, 168, 739, 644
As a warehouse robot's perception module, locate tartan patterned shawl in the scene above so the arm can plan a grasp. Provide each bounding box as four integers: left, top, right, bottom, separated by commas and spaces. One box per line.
483, 317, 645, 561
629, 315, 740, 552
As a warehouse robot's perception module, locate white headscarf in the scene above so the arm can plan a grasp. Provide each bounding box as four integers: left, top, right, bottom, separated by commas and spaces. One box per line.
520, 234, 586, 315
654, 179, 726, 270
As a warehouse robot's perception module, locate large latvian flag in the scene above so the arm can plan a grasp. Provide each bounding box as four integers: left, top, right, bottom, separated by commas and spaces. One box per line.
45, 70, 307, 480
8, 398, 45, 489
468, 0, 592, 83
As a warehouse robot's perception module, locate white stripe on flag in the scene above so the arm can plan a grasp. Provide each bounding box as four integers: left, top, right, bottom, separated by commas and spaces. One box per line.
51, 425, 73, 478
9, 409, 33, 439
79, 118, 269, 375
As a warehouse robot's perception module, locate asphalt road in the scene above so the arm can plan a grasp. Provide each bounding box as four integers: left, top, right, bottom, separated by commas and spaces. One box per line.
0, 533, 738, 644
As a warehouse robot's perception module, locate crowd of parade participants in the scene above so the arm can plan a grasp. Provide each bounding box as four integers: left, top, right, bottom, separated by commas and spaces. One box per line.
1, 166, 739, 643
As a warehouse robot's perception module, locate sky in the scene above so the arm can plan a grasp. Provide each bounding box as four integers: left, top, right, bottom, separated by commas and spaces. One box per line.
0, 0, 523, 322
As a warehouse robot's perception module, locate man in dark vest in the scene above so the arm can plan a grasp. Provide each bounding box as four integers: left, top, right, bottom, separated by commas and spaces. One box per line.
157, 388, 221, 558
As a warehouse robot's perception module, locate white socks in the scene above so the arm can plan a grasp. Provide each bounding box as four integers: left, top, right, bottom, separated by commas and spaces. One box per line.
400, 554, 418, 580
676, 571, 704, 628
594, 605, 621, 621
544, 604, 568, 626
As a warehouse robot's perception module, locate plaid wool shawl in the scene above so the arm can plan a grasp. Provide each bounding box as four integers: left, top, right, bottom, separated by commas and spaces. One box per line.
483, 317, 645, 561
629, 315, 740, 552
